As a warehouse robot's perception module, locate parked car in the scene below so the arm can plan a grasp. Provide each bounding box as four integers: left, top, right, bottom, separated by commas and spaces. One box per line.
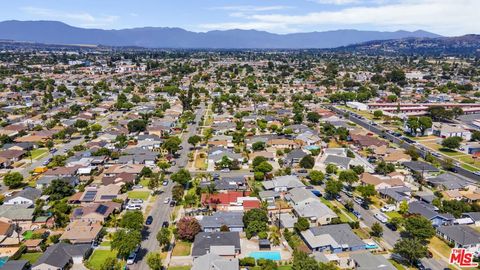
361, 202, 370, 210
344, 191, 353, 198
352, 210, 362, 219
380, 204, 396, 212
162, 221, 169, 228
132, 185, 143, 189
146, 216, 153, 225
126, 246, 140, 265
164, 197, 171, 204
126, 204, 142, 210
374, 212, 389, 223
353, 197, 363, 204
386, 222, 397, 231
162, 180, 169, 186
220, 168, 230, 172
129, 199, 143, 204
169, 200, 176, 207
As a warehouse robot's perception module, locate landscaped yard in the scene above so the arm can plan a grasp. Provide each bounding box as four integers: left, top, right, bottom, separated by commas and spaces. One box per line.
172, 241, 192, 256
30, 148, 48, 159
389, 259, 407, 270
428, 236, 452, 259
138, 178, 150, 187
22, 231, 33, 240
194, 152, 207, 170
19, 252, 42, 263
353, 228, 371, 239
87, 249, 118, 270
127, 191, 151, 201
385, 211, 403, 220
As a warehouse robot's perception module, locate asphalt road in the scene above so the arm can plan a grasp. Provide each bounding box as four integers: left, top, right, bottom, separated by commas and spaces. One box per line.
135, 103, 206, 270
329, 105, 480, 182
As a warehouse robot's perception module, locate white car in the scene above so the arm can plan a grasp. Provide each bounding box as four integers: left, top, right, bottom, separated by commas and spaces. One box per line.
126, 251, 137, 265
164, 197, 171, 204
374, 212, 389, 223
126, 204, 142, 210
129, 199, 143, 204
380, 204, 396, 212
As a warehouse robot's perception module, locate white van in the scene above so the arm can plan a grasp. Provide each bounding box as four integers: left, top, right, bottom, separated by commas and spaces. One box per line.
374, 212, 389, 223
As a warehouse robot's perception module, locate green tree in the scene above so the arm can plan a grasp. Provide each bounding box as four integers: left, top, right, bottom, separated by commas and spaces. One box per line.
442, 136, 462, 150
375, 161, 395, 175
338, 170, 359, 185
326, 164, 338, 174
373, 110, 383, 119
370, 222, 383, 237
255, 161, 273, 173
308, 170, 325, 185
43, 179, 74, 200
99, 257, 122, 270
119, 210, 144, 231
356, 184, 377, 202
418, 116, 432, 136
306, 112, 321, 123
163, 136, 182, 154
187, 135, 202, 148
393, 238, 428, 265
111, 229, 141, 259
157, 161, 171, 173
404, 215, 435, 242
170, 169, 191, 186
399, 200, 409, 214
172, 184, 185, 202
252, 141, 266, 151
127, 119, 147, 133
146, 252, 163, 270
294, 217, 310, 232
3, 172, 23, 188
325, 180, 343, 198
299, 155, 315, 169
292, 250, 320, 270
252, 156, 268, 167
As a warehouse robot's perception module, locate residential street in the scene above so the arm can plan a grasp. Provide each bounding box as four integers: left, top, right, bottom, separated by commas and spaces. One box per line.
135, 103, 206, 270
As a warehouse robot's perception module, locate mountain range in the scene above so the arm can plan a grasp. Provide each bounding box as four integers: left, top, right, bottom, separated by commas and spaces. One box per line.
0, 20, 442, 49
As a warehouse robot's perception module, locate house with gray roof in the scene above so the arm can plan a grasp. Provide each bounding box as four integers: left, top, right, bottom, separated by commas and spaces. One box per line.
284, 149, 308, 166
351, 252, 396, 270
4, 187, 42, 206
192, 232, 241, 257
293, 200, 338, 225
36, 176, 79, 189
199, 177, 247, 191
323, 155, 353, 170
208, 147, 242, 164
192, 253, 239, 270
462, 212, 480, 227
408, 201, 454, 227
378, 186, 411, 204
1, 260, 29, 270
199, 212, 244, 232
402, 161, 439, 173
262, 175, 305, 192
300, 223, 366, 253
32, 242, 91, 270
427, 173, 475, 191
285, 187, 318, 206
437, 225, 480, 255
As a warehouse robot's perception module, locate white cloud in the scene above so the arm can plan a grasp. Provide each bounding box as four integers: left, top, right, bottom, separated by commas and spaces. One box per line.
310, 0, 360, 5
21, 6, 118, 28
205, 0, 480, 36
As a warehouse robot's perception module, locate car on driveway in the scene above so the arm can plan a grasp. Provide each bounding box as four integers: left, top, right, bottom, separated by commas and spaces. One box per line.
126, 204, 142, 210
129, 199, 143, 204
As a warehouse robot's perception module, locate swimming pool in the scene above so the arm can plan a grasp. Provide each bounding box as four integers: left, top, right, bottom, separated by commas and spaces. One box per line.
248, 251, 281, 261
0, 257, 8, 268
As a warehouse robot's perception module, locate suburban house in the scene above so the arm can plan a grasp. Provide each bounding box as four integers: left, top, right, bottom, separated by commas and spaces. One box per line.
427, 173, 476, 191
408, 201, 455, 227
32, 243, 92, 270
293, 200, 338, 225
285, 187, 318, 206
432, 123, 472, 141
0, 205, 35, 231
436, 225, 480, 255
200, 191, 260, 211
360, 173, 406, 190
4, 187, 42, 206
71, 202, 121, 223
300, 224, 366, 253
191, 232, 241, 258
350, 252, 396, 270
283, 149, 308, 166
402, 161, 440, 174
59, 220, 103, 244
191, 253, 239, 270
262, 175, 305, 192
199, 212, 244, 232
462, 212, 480, 227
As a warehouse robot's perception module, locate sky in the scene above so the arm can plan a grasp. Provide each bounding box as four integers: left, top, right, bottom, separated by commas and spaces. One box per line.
0, 0, 478, 36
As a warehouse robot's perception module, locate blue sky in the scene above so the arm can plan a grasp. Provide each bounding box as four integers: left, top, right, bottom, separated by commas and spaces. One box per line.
0, 0, 477, 36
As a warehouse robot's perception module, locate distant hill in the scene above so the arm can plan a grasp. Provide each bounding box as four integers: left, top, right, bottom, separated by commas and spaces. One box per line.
0, 20, 442, 49
330, 35, 480, 55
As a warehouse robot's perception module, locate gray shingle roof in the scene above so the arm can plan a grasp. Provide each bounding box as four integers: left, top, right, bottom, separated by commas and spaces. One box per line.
351, 252, 396, 270
199, 212, 244, 230
402, 161, 439, 172
303, 223, 365, 249
7, 187, 42, 202
34, 243, 91, 268
462, 212, 480, 222
427, 173, 472, 190
437, 225, 480, 246
192, 232, 241, 257
324, 155, 352, 169
192, 253, 239, 270
408, 201, 454, 221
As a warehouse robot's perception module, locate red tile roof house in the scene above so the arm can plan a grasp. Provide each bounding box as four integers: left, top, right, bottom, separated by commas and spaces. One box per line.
201, 191, 260, 211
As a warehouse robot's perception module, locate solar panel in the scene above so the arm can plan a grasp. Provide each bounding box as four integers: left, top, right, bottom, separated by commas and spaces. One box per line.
83, 191, 97, 201
96, 205, 108, 215
100, 195, 116, 200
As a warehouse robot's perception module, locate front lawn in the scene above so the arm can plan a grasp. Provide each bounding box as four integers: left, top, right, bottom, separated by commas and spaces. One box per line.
168, 267, 191, 270
127, 191, 151, 201
19, 252, 42, 263
138, 178, 150, 187
194, 152, 207, 170
87, 249, 118, 270
22, 231, 33, 240
30, 148, 48, 159
385, 211, 403, 220
172, 241, 192, 256
428, 236, 452, 259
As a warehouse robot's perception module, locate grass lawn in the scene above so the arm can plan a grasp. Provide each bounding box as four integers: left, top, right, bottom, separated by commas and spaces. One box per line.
88, 250, 118, 270
168, 267, 191, 270
22, 231, 33, 240
462, 163, 480, 172
100, 241, 111, 247
30, 148, 48, 159
385, 211, 403, 220
438, 148, 463, 157
172, 241, 192, 256
353, 228, 371, 239
127, 191, 151, 201
19, 252, 42, 264
138, 178, 150, 187
278, 266, 292, 270
429, 236, 452, 259
194, 152, 207, 170
389, 259, 407, 270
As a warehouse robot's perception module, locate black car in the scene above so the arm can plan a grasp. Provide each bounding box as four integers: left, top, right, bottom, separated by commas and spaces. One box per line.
169, 200, 176, 207
145, 216, 153, 225
386, 222, 397, 231
360, 202, 370, 210
162, 221, 169, 228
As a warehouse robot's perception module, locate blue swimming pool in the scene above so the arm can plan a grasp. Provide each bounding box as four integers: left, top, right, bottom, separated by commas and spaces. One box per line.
0, 257, 8, 268
248, 251, 281, 261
